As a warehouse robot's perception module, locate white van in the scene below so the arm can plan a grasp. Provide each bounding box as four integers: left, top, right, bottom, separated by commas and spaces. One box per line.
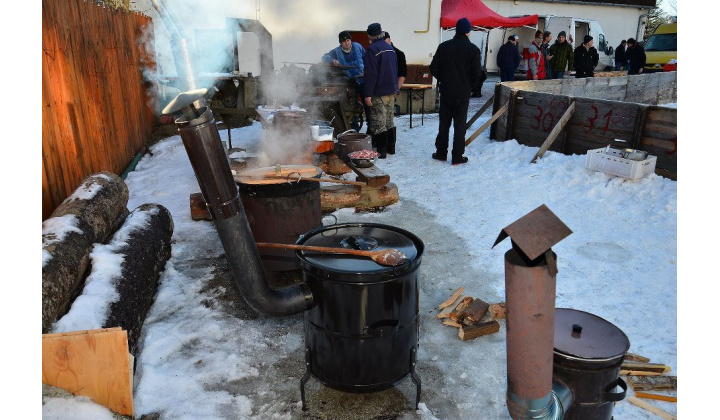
482, 16, 615, 76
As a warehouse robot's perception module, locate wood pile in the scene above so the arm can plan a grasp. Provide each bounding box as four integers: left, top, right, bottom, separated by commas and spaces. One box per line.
435, 287, 505, 341
621, 352, 677, 419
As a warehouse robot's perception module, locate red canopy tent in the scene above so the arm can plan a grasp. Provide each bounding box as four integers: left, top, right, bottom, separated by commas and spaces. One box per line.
440, 0, 538, 30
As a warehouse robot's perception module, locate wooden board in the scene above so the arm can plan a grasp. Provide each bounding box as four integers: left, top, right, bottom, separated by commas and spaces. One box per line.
348, 162, 390, 188
458, 320, 500, 341
436, 295, 468, 319
627, 396, 677, 420
42, 328, 134, 416
438, 287, 465, 310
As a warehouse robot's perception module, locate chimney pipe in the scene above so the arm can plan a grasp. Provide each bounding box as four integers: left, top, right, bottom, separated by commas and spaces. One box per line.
163, 90, 314, 316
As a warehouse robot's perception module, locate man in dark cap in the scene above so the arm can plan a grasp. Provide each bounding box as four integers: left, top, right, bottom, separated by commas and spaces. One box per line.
496, 35, 520, 82
548, 31, 573, 79
625, 38, 646, 75
429, 17, 481, 165
363, 22, 398, 159
322, 31, 367, 131
573, 34, 599, 78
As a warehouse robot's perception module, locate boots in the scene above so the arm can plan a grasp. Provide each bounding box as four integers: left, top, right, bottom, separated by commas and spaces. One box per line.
373, 131, 388, 159
387, 127, 397, 155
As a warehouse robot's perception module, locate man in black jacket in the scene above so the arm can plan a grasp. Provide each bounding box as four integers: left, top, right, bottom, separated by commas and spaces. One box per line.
625, 38, 646, 75
429, 17, 481, 165
496, 35, 520, 82
573, 35, 599, 78
384, 32, 406, 154
614, 40, 627, 71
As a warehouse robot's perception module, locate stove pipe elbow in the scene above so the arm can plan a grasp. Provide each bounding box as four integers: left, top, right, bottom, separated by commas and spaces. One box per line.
171, 102, 314, 316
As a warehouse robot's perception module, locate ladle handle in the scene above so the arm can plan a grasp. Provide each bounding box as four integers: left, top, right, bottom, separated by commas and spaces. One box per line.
255, 242, 373, 257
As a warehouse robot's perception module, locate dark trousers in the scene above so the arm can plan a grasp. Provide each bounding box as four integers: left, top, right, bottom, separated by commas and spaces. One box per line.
500, 66, 515, 82
435, 95, 470, 160
575, 70, 593, 78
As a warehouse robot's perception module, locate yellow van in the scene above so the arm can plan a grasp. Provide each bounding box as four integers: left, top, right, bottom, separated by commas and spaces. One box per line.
643, 22, 677, 72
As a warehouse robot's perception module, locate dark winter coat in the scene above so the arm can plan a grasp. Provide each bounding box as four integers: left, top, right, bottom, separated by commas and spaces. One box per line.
626, 44, 647, 74
429, 34, 482, 98
548, 40, 574, 72
393, 45, 407, 79
614, 44, 626, 66
573, 45, 599, 73
363, 38, 399, 98
496, 41, 520, 70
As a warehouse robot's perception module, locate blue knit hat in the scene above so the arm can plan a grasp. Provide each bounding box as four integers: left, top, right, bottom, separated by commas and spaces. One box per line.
367, 22, 382, 36
456, 18, 472, 35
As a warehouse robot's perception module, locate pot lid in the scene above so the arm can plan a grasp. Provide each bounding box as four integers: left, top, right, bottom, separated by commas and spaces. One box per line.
554, 308, 630, 362
296, 223, 423, 276
235, 165, 321, 185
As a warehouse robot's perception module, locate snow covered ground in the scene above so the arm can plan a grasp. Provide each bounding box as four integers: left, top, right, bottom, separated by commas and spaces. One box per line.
41, 76, 683, 419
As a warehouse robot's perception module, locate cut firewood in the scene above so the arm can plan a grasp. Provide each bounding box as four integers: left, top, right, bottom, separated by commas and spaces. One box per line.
620, 361, 671, 376
627, 375, 677, 391
488, 302, 506, 320
442, 319, 462, 328
627, 396, 677, 420
449, 297, 475, 321
459, 320, 500, 341
436, 295, 468, 319
624, 352, 651, 363
634, 392, 677, 403
439, 287, 465, 310
459, 298, 490, 326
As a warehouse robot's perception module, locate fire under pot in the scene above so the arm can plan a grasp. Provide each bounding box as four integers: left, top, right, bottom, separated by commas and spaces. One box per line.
295, 223, 424, 410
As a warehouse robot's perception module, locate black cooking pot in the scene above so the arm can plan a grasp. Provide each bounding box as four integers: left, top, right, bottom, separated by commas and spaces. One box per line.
296, 223, 424, 394
553, 308, 630, 420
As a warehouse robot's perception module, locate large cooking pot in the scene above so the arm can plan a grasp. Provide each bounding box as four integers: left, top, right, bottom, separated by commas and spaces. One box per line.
296, 223, 424, 405
235, 165, 323, 273
553, 308, 630, 420
335, 130, 372, 163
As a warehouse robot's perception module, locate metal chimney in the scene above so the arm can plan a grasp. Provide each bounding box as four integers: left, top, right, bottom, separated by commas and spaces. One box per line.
492, 204, 573, 420
162, 89, 313, 316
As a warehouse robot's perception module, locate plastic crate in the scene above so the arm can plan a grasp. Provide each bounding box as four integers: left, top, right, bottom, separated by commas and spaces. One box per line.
585, 148, 657, 180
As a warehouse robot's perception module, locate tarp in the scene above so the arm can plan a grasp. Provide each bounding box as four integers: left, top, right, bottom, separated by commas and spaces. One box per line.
440, 0, 538, 30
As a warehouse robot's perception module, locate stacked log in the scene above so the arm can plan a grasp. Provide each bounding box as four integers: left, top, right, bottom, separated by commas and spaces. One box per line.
51, 203, 174, 354
42, 172, 129, 332
435, 286, 506, 341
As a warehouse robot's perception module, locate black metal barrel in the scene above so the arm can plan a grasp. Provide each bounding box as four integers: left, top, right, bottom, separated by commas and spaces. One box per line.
553, 308, 630, 420
296, 223, 424, 395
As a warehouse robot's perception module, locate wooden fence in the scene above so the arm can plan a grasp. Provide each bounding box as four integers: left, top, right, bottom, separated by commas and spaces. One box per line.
42, 0, 156, 220
489, 72, 677, 179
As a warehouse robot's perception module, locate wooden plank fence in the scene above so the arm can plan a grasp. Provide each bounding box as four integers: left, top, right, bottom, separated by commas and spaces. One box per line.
42, 0, 156, 220
490, 72, 677, 180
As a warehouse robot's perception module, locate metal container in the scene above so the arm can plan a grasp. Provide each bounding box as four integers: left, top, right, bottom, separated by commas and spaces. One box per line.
553, 308, 630, 420
236, 165, 322, 273
335, 131, 372, 163
296, 223, 424, 408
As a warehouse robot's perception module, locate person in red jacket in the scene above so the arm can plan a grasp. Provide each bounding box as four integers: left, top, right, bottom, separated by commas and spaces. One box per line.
527, 31, 546, 80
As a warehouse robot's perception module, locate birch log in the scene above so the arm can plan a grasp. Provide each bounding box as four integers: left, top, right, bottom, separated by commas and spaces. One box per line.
42, 172, 129, 333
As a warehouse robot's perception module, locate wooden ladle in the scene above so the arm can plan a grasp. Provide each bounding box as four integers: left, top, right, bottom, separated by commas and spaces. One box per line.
255, 243, 409, 267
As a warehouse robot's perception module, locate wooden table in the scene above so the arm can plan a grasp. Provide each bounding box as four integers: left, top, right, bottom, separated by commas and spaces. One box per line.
400, 84, 434, 128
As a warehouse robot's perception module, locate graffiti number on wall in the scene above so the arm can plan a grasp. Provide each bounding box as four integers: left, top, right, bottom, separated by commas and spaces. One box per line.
584, 105, 615, 134
530, 99, 567, 133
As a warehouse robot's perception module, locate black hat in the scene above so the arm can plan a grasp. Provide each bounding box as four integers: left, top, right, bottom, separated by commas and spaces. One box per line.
627, 38, 636, 45
456, 18, 471, 35
367, 22, 382, 36
558, 31, 566, 38
508, 35, 515, 42
384, 32, 391, 39
338, 31, 352, 43
583, 34, 593, 44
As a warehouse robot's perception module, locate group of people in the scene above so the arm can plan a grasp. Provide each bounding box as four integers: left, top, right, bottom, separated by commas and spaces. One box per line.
614, 38, 647, 74
322, 19, 478, 165
497, 30, 595, 80
496, 29, 647, 81
321, 24, 406, 159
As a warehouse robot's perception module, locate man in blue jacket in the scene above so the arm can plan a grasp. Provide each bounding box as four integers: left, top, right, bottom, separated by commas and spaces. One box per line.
363, 22, 398, 159
429, 17, 481, 165
496, 35, 520, 82
322, 31, 366, 131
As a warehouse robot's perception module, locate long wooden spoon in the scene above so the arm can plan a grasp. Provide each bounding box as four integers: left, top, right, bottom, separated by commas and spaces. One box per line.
255, 243, 409, 267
